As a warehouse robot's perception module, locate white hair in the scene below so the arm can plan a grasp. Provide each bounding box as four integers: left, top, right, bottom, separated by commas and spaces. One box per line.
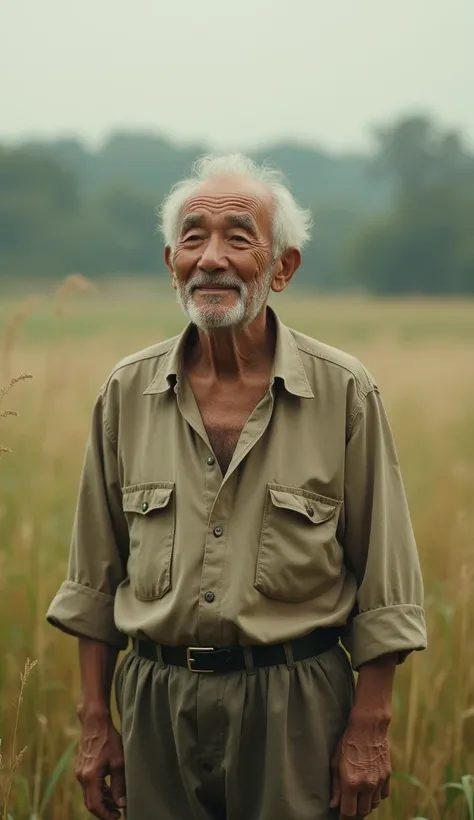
158, 153, 312, 258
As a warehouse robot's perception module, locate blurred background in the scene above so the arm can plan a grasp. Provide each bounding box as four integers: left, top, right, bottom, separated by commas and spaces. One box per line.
0, 2, 473, 818
1, 0, 474, 294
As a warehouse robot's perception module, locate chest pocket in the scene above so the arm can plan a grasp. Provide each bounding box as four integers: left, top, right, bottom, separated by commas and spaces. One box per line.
122, 482, 175, 601
255, 484, 343, 603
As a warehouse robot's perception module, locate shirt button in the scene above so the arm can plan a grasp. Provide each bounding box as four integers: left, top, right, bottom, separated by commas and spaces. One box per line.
213, 526, 223, 538
306, 505, 314, 517
141, 502, 149, 513
204, 591, 215, 603
207, 455, 216, 466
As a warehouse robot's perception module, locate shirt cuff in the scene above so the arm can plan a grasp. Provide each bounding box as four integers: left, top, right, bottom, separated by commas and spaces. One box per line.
343, 604, 427, 670
46, 580, 128, 650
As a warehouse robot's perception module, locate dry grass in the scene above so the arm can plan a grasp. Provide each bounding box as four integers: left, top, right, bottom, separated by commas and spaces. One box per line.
0, 659, 38, 820
0, 277, 473, 819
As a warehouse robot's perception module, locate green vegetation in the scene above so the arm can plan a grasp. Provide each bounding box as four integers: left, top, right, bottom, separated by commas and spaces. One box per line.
2, 113, 474, 293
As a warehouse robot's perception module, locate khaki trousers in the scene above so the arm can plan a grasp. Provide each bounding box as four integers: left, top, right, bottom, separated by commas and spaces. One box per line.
115, 643, 354, 820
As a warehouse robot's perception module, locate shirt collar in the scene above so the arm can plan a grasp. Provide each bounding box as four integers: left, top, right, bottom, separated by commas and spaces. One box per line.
272, 309, 314, 398
143, 307, 314, 399
143, 325, 191, 395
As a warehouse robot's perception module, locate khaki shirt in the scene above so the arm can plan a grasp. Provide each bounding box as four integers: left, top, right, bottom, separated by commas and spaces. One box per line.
47, 309, 427, 669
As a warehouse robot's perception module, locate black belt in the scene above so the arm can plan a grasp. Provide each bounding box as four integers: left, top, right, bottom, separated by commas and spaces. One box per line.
133, 627, 340, 674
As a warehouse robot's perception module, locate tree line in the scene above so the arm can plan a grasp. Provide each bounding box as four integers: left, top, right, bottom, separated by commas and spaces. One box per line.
1, 114, 473, 294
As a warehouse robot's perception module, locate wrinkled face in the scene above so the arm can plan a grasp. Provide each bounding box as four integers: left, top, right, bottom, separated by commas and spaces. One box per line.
168, 176, 276, 331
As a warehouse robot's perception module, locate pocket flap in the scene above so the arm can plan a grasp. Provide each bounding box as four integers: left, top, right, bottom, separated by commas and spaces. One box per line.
122, 483, 174, 514
268, 488, 338, 524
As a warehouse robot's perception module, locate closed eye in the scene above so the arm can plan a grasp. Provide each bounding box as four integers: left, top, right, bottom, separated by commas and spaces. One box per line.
229, 235, 250, 244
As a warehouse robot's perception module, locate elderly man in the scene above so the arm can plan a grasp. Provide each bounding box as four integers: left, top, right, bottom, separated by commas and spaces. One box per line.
47, 154, 427, 820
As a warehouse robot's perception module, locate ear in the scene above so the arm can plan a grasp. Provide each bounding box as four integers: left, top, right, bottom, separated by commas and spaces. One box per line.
271, 248, 301, 294
164, 246, 177, 289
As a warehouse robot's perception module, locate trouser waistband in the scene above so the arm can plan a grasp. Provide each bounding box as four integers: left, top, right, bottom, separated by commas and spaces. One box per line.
132, 627, 341, 674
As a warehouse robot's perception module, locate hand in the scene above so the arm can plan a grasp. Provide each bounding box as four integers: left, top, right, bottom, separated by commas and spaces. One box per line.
76, 708, 126, 820
330, 713, 391, 817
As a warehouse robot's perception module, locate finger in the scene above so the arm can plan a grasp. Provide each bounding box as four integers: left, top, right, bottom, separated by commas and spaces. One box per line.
329, 756, 342, 809
84, 778, 121, 820
81, 775, 105, 818
340, 786, 359, 818
357, 787, 376, 817
381, 776, 391, 799
103, 791, 123, 819
330, 775, 342, 808
370, 783, 383, 812
110, 764, 127, 810
104, 791, 122, 816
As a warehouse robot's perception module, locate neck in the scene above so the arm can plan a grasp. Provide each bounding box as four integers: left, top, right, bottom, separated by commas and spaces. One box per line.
187, 307, 275, 382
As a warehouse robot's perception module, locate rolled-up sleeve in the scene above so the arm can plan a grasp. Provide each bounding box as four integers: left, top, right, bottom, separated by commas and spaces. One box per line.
342, 386, 427, 670
46, 388, 129, 649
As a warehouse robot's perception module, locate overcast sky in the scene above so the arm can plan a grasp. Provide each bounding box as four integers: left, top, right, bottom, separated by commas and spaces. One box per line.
1, 0, 473, 153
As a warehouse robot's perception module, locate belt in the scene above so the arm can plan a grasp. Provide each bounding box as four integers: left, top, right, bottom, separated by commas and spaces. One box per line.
133, 627, 341, 674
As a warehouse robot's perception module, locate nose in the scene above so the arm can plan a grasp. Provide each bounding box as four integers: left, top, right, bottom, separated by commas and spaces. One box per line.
198, 234, 228, 274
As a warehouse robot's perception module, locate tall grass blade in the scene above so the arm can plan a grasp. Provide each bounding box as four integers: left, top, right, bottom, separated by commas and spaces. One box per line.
38, 739, 78, 814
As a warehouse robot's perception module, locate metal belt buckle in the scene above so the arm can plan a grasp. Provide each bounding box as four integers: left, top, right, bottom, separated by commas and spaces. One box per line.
186, 646, 215, 673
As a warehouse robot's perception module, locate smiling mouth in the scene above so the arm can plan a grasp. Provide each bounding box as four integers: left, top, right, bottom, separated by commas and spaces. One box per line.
193, 286, 238, 293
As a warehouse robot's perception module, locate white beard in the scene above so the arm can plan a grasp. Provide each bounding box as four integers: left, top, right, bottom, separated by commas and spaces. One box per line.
175, 266, 273, 333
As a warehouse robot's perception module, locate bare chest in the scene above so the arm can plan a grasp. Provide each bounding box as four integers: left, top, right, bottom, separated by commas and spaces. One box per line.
190, 382, 269, 474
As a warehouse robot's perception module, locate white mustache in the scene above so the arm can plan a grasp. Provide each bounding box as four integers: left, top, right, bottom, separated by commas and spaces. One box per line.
187, 273, 243, 294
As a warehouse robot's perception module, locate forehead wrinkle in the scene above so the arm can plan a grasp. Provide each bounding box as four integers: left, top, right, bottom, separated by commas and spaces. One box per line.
183, 193, 267, 216
179, 191, 273, 246
185, 192, 265, 203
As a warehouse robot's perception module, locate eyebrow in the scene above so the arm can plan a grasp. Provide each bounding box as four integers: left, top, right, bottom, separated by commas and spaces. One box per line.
179, 212, 259, 238
180, 213, 205, 235
224, 214, 258, 237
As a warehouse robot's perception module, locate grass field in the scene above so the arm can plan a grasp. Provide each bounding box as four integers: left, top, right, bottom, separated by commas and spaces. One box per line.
1, 276, 473, 819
